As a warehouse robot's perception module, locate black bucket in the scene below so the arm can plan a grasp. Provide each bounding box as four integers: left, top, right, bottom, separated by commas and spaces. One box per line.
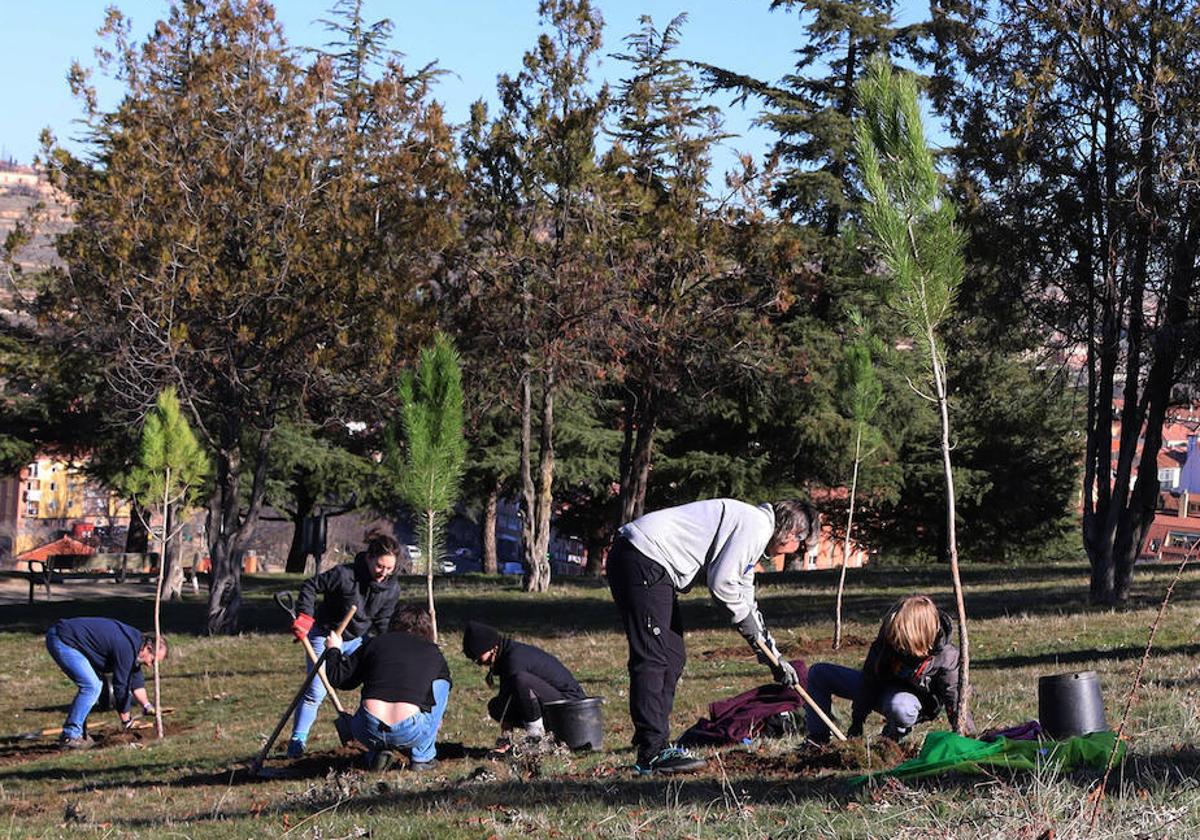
543, 696, 604, 751
1038, 671, 1107, 738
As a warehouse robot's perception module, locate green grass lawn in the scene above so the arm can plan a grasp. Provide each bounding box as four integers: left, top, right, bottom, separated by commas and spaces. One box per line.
3, 562, 1200, 838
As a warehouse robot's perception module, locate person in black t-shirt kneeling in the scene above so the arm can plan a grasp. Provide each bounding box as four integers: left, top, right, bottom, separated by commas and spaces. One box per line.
462, 621, 584, 747
325, 604, 451, 771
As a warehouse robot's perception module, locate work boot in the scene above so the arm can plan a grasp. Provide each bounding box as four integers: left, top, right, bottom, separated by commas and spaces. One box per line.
285, 739, 305, 759
635, 746, 706, 776
366, 749, 395, 772
59, 734, 95, 750
409, 758, 439, 772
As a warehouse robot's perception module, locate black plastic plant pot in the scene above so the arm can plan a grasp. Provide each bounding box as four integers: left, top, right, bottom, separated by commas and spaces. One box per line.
1038, 671, 1108, 739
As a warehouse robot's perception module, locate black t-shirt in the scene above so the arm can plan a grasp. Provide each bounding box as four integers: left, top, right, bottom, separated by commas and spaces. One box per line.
325, 631, 451, 711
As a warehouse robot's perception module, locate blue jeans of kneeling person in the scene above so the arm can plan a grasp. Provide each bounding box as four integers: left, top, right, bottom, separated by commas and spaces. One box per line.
804, 663, 922, 743
351, 679, 451, 763
45, 625, 104, 740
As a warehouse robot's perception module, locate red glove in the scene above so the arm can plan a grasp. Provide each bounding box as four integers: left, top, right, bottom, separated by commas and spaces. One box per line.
290, 613, 314, 642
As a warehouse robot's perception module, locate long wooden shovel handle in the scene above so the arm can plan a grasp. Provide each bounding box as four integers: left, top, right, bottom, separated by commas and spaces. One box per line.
301, 636, 346, 714
755, 638, 848, 742
303, 605, 359, 715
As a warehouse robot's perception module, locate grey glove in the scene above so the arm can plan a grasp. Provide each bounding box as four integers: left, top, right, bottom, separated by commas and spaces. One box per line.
772, 657, 800, 688
735, 609, 766, 645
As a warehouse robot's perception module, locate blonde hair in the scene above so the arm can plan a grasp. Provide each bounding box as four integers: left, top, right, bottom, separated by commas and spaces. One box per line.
880, 595, 939, 658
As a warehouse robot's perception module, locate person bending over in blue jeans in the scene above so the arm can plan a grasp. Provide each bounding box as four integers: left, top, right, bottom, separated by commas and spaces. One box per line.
44, 617, 168, 749
805, 594, 972, 743
325, 604, 451, 772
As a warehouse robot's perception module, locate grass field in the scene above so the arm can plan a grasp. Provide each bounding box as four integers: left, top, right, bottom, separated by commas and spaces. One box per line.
3, 561, 1200, 838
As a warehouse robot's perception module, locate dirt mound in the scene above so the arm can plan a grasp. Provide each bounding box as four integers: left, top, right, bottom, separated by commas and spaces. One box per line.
711, 738, 915, 779
699, 635, 871, 662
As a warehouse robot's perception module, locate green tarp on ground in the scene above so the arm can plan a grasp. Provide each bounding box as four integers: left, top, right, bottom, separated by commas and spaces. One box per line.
850, 730, 1125, 785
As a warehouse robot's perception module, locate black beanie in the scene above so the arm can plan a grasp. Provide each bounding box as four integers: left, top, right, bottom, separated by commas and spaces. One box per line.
462, 621, 501, 661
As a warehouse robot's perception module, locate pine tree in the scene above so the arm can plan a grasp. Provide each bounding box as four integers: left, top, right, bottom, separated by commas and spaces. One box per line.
129, 387, 208, 738
394, 333, 467, 642
833, 311, 883, 648
855, 56, 971, 731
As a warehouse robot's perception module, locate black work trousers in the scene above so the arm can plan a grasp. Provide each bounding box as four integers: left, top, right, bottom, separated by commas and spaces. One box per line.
487, 671, 565, 726
606, 536, 686, 765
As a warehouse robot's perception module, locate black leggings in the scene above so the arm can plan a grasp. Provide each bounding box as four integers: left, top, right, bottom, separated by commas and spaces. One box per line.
606, 536, 685, 765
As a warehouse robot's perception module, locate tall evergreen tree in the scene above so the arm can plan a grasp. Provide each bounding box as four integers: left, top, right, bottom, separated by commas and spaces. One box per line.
40, 1, 457, 632
926, 0, 1200, 601
459, 0, 614, 592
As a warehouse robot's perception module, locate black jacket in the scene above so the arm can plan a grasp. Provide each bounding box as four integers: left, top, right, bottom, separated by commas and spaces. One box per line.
851, 610, 964, 730
296, 553, 400, 640
490, 639, 584, 700
326, 631, 451, 711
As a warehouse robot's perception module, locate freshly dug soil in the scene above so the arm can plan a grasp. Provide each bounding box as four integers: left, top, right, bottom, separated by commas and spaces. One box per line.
714, 738, 915, 779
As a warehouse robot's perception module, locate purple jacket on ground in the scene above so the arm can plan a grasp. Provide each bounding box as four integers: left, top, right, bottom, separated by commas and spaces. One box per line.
678, 659, 809, 745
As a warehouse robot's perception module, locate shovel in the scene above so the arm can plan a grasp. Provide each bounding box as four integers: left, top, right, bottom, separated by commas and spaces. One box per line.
5, 708, 176, 743
275, 594, 357, 745
754, 638, 848, 742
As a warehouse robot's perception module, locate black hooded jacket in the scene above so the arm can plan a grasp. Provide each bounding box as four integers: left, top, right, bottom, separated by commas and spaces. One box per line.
850, 609, 964, 731
488, 639, 585, 700
296, 552, 400, 640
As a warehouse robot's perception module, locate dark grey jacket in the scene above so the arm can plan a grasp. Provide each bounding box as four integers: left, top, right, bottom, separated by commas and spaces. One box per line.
851, 610, 964, 730
296, 553, 400, 640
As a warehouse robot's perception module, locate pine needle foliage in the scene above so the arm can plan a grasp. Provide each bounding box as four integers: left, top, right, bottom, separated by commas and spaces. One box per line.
396, 333, 467, 642
855, 55, 972, 731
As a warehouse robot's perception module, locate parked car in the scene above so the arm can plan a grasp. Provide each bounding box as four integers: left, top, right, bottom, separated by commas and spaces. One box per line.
438, 559, 457, 574
500, 561, 524, 575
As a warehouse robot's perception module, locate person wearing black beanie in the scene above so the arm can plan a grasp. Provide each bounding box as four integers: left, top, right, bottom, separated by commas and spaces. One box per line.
462, 621, 584, 744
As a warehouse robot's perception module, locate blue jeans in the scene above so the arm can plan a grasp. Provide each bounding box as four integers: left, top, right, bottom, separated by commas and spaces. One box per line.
350, 679, 451, 763
805, 663, 922, 743
45, 627, 102, 739
290, 631, 364, 744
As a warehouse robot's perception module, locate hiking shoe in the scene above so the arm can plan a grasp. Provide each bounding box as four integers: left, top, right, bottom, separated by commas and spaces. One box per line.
409, 758, 439, 772
59, 734, 94, 750
635, 746, 707, 776
285, 739, 305, 759
366, 749, 395, 772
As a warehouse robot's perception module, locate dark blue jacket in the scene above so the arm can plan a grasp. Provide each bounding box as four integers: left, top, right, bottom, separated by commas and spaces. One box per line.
51, 617, 145, 713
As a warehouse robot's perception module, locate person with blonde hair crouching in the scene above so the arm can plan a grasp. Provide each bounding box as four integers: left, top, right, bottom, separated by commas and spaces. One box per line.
804, 594, 972, 744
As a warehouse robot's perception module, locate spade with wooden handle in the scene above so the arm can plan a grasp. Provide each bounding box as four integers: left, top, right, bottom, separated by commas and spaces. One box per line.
754, 638, 848, 742
251, 605, 358, 775
275, 592, 355, 744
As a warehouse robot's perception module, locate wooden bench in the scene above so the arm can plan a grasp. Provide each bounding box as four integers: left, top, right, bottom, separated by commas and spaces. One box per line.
13, 555, 159, 603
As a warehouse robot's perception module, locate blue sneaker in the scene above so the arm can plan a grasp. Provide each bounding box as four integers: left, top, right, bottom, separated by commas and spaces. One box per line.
286, 739, 305, 759
634, 746, 707, 776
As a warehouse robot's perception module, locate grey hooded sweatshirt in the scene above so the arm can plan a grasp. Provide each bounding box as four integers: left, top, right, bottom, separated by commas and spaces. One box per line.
618, 499, 774, 625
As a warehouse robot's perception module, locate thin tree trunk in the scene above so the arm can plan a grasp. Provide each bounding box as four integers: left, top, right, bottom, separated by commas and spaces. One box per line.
834, 425, 863, 650
929, 332, 971, 732
528, 372, 556, 593
153, 467, 169, 740
426, 508, 438, 643
617, 396, 656, 526
482, 481, 499, 575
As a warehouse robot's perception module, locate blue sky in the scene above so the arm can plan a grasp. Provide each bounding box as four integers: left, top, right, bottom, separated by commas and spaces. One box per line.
0, 1, 925, 179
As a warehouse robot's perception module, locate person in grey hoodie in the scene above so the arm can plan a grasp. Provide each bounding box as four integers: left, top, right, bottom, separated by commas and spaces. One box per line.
606, 498, 819, 775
